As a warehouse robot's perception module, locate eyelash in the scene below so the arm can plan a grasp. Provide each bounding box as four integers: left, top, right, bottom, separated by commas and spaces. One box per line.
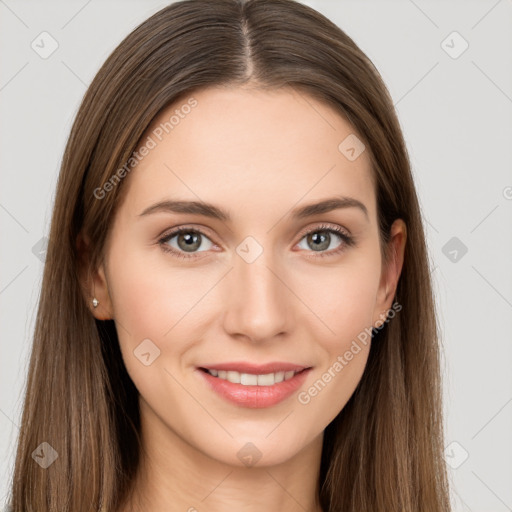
157, 223, 355, 260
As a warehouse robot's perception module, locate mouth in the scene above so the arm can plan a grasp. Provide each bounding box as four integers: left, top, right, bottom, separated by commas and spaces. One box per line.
195, 362, 313, 408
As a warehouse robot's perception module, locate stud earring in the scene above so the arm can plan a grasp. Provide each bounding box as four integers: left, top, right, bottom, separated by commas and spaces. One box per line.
92, 297, 99, 308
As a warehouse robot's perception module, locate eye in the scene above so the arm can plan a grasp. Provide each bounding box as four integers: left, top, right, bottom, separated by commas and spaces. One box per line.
296, 223, 355, 257
158, 223, 355, 260
158, 227, 214, 259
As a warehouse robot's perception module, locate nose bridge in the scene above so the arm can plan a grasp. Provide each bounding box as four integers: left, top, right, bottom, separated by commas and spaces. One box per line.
222, 237, 290, 341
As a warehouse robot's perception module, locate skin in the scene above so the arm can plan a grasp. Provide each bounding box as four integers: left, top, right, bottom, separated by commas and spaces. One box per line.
83, 85, 406, 512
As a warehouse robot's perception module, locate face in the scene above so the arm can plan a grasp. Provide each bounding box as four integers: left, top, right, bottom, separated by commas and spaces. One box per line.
87, 85, 405, 468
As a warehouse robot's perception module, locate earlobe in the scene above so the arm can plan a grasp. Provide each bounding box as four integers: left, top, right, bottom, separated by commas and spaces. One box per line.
372, 219, 406, 327
76, 232, 114, 320
89, 262, 114, 320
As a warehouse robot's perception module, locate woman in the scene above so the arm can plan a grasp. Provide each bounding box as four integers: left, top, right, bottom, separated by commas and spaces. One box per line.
7, 0, 451, 510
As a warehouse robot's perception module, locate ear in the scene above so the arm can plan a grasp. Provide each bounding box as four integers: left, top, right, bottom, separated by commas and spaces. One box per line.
372, 219, 406, 327
76, 232, 114, 320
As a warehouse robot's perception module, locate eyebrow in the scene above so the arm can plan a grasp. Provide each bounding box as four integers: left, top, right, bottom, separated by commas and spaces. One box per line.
138, 195, 369, 222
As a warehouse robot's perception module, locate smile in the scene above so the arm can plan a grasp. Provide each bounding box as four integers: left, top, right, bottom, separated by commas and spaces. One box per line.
196, 366, 312, 408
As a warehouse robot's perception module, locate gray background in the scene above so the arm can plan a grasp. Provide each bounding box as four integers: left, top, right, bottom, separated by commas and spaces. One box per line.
1, 1, 511, 510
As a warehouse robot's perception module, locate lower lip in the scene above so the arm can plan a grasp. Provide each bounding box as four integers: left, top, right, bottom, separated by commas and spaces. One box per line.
196, 368, 312, 408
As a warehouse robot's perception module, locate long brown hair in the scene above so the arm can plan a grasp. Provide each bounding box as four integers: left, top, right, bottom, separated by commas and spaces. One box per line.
8, 0, 451, 510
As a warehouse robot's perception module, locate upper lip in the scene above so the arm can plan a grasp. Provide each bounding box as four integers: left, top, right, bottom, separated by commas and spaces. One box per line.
198, 361, 312, 374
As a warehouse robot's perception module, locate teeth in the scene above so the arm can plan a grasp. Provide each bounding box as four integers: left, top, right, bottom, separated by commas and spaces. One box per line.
274, 371, 285, 383
206, 369, 301, 385
227, 370, 240, 384
257, 373, 274, 386
241, 373, 258, 385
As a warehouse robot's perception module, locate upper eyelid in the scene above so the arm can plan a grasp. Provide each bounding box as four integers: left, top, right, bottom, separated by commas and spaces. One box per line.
298, 223, 350, 238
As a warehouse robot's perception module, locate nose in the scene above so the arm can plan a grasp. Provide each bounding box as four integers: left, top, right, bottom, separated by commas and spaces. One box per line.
222, 246, 292, 343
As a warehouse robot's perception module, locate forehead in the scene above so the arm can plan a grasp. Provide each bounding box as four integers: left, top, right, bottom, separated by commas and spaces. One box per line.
120, 85, 376, 222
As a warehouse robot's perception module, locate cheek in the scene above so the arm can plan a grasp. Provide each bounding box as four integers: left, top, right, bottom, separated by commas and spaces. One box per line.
108, 249, 214, 339
299, 250, 382, 345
